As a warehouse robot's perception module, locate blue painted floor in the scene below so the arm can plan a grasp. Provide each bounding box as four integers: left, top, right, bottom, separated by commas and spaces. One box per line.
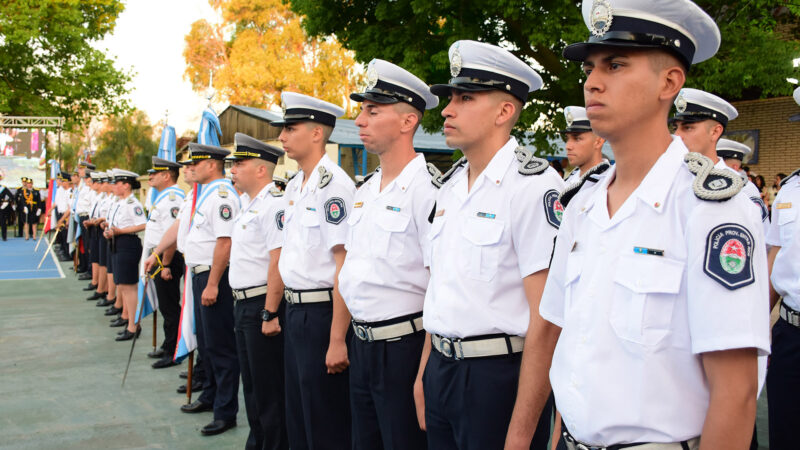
0, 234, 63, 280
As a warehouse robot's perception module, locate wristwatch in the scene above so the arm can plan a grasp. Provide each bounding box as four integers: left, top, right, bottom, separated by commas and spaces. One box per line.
261, 309, 279, 322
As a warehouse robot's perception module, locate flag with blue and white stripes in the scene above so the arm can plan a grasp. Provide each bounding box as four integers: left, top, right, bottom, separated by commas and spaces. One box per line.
197, 107, 221, 146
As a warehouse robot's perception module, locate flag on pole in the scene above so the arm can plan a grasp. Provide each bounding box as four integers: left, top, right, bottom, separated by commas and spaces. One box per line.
147, 125, 178, 210
197, 107, 221, 146
43, 160, 59, 233
134, 275, 158, 324
174, 186, 199, 363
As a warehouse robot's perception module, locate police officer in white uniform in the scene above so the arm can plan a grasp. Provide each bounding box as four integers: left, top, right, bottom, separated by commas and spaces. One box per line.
75, 161, 96, 277
511, 2, 771, 449
178, 144, 240, 435
561, 106, 609, 187
765, 87, 800, 448
105, 169, 147, 341
272, 91, 355, 449
227, 133, 289, 450
339, 59, 438, 449
420, 40, 563, 449
143, 157, 186, 367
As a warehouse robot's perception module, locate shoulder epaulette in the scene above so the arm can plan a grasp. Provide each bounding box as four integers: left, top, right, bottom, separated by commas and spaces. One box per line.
558, 161, 611, 208
126, 197, 134, 204
780, 167, 800, 187
269, 187, 284, 197
431, 158, 466, 189
684, 152, 744, 201
514, 146, 549, 176
318, 166, 332, 189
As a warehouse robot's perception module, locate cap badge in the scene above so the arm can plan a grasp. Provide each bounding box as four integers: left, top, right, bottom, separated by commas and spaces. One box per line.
565, 110, 574, 127
366, 62, 378, 90
590, 0, 613, 37
281, 99, 287, 116
675, 93, 687, 114
450, 42, 463, 78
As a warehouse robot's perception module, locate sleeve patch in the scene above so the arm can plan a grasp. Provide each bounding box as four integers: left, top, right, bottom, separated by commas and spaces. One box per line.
276, 210, 285, 230
219, 204, 233, 221
543, 189, 563, 229
703, 223, 756, 290
134, 206, 143, 216
750, 196, 768, 222
324, 197, 346, 224
170, 207, 180, 219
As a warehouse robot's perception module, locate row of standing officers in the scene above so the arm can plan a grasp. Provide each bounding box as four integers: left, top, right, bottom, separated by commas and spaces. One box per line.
71, 0, 800, 448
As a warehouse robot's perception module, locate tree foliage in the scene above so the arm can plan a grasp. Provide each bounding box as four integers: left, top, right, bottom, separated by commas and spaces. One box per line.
0, 1, 132, 131
184, 0, 363, 114
93, 110, 157, 174
291, 0, 800, 153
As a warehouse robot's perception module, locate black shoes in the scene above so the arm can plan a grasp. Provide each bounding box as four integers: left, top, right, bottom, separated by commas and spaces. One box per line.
78, 273, 92, 280
96, 298, 113, 307
105, 306, 121, 316
179, 370, 188, 379
147, 348, 165, 359
83, 283, 97, 291
109, 318, 128, 328
177, 379, 204, 394
87, 291, 105, 301
115, 328, 141, 341
180, 400, 212, 413
152, 357, 179, 369
200, 419, 236, 436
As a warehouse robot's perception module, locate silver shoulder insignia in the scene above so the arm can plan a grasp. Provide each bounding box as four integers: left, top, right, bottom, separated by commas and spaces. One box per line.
269, 187, 284, 197
169, 192, 176, 201
126, 198, 134, 204
318, 166, 333, 189
558, 161, 611, 208
684, 152, 744, 201
432, 157, 466, 189
218, 186, 229, 198
515, 146, 549, 176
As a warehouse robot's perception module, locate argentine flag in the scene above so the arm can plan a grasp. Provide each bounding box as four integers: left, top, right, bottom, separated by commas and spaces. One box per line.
134, 275, 158, 324
174, 269, 197, 362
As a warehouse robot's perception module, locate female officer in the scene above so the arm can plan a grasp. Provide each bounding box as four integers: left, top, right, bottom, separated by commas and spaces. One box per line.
105, 169, 147, 341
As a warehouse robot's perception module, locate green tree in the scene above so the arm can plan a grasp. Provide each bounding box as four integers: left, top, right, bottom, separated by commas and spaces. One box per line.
94, 110, 157, 174
0, 1, 132, 131
291, 0, 800, 153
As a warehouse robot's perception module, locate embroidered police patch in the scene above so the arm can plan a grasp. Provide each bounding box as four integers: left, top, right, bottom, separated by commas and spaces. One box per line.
219, 204, 233, 221
134, 206, 143, 216
324, 197, 346, 224
704, 223, 756, 290
276, 210, 285, 230
543, 189, 563, 229
170, 206, 179, 219
751, 196, 768, 222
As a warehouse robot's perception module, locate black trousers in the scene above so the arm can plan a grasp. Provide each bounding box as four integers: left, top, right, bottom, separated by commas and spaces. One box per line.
153, 252, 184, 357
767, 317, 800, 449
192, 269, 239, 422
0, 209, 11, 240
423, 349, 553, 450
349, 328, 426, 450
16, 209, 23, 236
55, 212, 67, 253
284, 301, 352, 450
234, 295, 288, 450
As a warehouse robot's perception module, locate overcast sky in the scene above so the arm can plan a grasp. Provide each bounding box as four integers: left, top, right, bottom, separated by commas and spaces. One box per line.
95, 0, 222, 136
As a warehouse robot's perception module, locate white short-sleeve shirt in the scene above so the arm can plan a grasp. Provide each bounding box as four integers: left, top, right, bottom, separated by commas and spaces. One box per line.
184, 179, 240, 267
540, 137, 771, 446
338, 154, 436, 322
423, 137, 565, 338
143, 185, 185, 250
109, 193, 147, 229
279, 154, 356, 290
767, 175, 800, 311
229, 183, 286, 290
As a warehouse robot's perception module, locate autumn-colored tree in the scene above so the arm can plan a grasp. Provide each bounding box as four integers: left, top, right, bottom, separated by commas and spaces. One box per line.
184, 0, 363, 115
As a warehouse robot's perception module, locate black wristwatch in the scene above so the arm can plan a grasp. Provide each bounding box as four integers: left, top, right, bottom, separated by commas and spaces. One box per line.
261, 309, 279, 322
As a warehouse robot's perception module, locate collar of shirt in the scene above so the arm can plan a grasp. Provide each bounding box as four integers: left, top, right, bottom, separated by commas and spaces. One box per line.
368, 153, 425, 196
450, 137, 518, 200
296, 153, 335, 197
241, 182, 276, 212
583, 136, 685, 225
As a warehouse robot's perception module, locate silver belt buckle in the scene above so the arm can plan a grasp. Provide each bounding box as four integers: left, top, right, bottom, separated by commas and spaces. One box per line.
354, 324, 373, 342
439, 337, 455, 358
284, 289, 295, 304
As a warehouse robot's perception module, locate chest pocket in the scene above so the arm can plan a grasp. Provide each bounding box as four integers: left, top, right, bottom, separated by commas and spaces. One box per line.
778, 208, 796, 244
610, 254, 684, 347
301, 209, 321, 247
460, 217, 504, 281
346, 208, 365, 252
372, 209, 411, 259
238, 212, 261, 236
193, 212, 207, 229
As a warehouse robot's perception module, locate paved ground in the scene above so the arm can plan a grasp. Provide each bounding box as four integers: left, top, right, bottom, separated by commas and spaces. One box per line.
0, 237, 61, 280
0, 248, 247, 449
0, 237, 772, 448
